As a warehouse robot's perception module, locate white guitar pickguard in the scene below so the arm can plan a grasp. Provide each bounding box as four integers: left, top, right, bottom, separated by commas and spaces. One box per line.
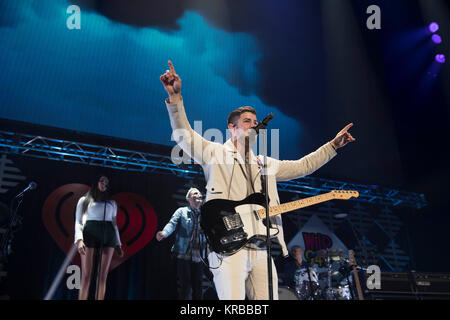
234, 203, 278, 239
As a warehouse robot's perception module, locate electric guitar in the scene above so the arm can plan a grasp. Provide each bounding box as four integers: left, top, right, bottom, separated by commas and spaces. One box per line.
349, 249, 365, 300
200, 190, 359, 255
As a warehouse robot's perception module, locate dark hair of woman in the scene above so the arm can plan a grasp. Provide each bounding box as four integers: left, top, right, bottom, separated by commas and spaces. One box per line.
82, 175, 112, 214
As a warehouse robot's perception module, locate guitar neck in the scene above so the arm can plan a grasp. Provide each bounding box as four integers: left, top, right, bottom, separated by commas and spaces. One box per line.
256, 192, 334, 219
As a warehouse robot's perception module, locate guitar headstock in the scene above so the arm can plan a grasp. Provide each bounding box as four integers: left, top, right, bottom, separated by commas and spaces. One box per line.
331, 190, 359, 200
348, 249, 365, 300
349, 249, 357, 266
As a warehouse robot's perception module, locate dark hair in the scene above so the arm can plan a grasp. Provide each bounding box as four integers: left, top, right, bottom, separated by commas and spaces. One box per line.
81, 175, 112, 214
227, 106, 257, 125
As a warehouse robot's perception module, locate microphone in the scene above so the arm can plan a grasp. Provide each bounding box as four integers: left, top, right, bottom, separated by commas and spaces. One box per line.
253, 113, 274, 134
15, 181, 37, 198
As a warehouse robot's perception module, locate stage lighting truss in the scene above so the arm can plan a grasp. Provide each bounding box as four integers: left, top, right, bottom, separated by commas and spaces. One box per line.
0, 130, 426, 209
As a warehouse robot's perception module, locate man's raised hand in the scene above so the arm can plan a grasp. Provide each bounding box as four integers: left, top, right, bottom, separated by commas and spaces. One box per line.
160, 60, 181, 103
331, 123, 356, 149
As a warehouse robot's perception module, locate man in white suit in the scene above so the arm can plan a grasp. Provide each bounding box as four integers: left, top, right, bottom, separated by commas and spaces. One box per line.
160, 60, 355, 300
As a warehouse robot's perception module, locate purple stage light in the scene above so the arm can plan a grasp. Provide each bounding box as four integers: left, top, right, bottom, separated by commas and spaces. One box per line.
429, 22, 439, 33
432, 34, 442, 44
435, 54, 446, 64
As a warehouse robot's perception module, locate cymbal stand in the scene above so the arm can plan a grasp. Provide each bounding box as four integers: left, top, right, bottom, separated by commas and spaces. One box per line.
325, 252, 333, 300
305, 262, 315, 300
342, 260, 355, 300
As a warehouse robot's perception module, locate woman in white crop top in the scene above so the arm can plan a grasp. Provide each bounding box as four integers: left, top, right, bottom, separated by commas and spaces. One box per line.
74, 175, 123, 300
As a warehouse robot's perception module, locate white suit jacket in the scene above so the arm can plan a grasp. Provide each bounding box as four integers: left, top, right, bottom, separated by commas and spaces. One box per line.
166, 99, 337, 256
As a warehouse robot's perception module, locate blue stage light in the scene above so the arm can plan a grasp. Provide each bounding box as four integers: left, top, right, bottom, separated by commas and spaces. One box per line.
431, 34, 442, 44
428, 22, 439, 33
435, 54, 445, 64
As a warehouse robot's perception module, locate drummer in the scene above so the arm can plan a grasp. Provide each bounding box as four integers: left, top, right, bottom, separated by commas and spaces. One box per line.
280, 245, 309, 288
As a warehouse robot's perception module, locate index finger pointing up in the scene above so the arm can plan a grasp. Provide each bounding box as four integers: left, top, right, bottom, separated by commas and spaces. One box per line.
342, 123, 353, 132
168, 60, 175, 72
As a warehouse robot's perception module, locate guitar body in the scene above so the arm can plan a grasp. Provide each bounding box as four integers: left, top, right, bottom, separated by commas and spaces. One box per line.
200, 190, 359, 255
200, 193, 277, 255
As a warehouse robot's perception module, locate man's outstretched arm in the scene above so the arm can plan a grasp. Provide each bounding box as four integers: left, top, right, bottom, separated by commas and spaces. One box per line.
160, 60, 212, 165
275, 123, 356, 181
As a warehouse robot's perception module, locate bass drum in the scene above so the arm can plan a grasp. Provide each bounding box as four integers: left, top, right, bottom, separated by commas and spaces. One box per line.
324, 285, 352, 300
278, 286, 299, 300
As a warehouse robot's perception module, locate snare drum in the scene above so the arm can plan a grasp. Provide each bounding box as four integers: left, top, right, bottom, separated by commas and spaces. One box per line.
294, 267, 322, 300
295, 267, 319, 283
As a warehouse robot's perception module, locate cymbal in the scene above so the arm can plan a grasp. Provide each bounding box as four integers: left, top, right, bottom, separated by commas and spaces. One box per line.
331, 255, 345, 261
318, 271, 340, 279
316, 248, 343, 258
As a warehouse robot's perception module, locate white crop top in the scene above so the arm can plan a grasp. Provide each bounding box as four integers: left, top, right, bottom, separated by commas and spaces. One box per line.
74, 196, 122, 246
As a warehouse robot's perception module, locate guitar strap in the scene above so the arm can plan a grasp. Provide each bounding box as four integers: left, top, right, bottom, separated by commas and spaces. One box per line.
244, 160, 256, 196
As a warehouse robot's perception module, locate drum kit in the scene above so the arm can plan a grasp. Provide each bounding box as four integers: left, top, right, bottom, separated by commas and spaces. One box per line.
279, 248, 357, 300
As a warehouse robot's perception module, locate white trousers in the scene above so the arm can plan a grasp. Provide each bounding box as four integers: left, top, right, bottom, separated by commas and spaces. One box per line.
208, 248, 279, 300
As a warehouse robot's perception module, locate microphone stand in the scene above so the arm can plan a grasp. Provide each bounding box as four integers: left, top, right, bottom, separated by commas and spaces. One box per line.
1, 182, 35, 263
1, 196, 24, 263
345, 268, 355, 300
326, 253, 333, 299
95, 194, 107, 300
259, 128, 273, 300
